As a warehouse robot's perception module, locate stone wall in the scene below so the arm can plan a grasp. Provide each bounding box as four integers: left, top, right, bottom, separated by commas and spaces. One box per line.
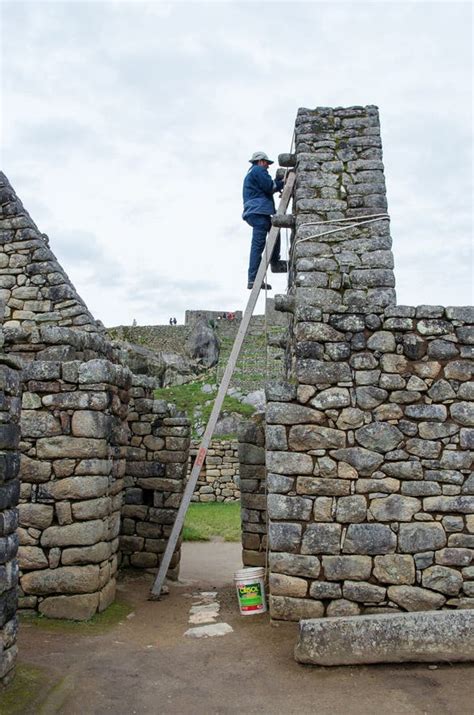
120, 375, 190, 578
238, 416, 267, 567
190, 439, 240, 502
0, 314, 21, 685
6, 330, 131, 620
0, 172, 101, 333
267, 307, 473, 620
267, 105, 473, 622
0, 175, 190, 622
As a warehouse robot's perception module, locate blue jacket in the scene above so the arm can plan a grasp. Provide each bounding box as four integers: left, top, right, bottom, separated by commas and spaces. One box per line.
242, 165, 284, 219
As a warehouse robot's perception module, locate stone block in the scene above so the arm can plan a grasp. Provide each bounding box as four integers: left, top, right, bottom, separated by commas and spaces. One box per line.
41, 520, 106, 547
335, 496, 367, 523
435, 548, 472, 566
343, 524, 396, 555
329, 448, 383, 475
301, 524, 341, 555
20, 565, 100, 594
289, 425, 345, 451
39, 593, 100, 621
270, 595, 324, 622
309, 581, 342, 599
422, 565, 463, 596
343, 580, 386, 603
38, 476, 109, 501
295, 610, 474, 665
326, 599, 361, 617
423, 496, 474, 514
268, 522, 302, 553
373, 555, 415, 585
387, 585, 446, 611
270, 573, 308, 598
266, 403, 324, 425
310, 388, 350, 410
266, 451, 313, 475
71, 410, 112, 438
71, 497, 111, 521
18, 546, 48, 570
99, 579, 116, 611
369, 495, 421, 522
398, 523, 446, 553
354, 423, 403, 453
20, 411, 62, 439
267, 494, 312, 521
269, 552, 320, 578
297, 477, 350, 497
61, 542, 112, 565
36, 436, 108, 459
18, 504, 54, 530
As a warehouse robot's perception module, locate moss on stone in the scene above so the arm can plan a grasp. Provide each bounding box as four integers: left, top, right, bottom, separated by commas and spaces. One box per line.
19, 599, 132, 634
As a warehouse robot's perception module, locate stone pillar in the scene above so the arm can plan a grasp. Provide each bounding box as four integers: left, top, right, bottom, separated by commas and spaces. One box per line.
238, 415, 267, 567
0, 314, 21, 685
121, 376, 190, 579
290, 105, 395, 316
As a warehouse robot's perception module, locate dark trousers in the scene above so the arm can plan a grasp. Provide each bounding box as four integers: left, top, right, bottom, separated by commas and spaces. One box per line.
244, 213, 280, 283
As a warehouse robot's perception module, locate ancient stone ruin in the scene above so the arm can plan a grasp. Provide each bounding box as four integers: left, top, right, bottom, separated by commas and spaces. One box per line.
0, 103, 472, 682
0, 174, 190, 682
262, 105, 473, 621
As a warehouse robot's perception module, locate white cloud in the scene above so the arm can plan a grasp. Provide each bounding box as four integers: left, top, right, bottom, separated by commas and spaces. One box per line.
1, 0, 472, 325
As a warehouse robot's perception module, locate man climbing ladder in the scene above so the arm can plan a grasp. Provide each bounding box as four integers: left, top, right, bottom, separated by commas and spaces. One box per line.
242, 151, 288, 290
150, 168, 295, 598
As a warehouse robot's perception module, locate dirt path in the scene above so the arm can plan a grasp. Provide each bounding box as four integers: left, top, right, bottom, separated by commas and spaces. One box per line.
7, 543, 474, 714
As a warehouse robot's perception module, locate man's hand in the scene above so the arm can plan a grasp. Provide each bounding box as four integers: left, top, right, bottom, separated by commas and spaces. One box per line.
275, 168, 285, 181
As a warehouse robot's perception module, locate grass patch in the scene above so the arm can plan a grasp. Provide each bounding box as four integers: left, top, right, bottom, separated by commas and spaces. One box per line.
19, 600, 132, 634
0, 663, 57, 715
183, 502, 241, 542
155, 380, 255, 437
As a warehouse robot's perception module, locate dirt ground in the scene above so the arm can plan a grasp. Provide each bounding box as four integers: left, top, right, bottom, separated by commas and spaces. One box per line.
4, 542, 474, 715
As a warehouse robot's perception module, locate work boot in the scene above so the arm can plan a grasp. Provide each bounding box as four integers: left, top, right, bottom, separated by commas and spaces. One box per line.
270, 260, 288, 273
247, 281, 272, 290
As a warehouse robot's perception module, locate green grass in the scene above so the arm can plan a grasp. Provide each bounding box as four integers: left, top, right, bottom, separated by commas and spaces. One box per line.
154, 379, 255, 438
19, 600, 132, 634
0, 663, 58, 715
183, 502, 241, 542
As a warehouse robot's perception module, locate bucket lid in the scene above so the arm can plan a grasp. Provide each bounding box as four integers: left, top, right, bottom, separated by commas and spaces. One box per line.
234, 567, 265, 580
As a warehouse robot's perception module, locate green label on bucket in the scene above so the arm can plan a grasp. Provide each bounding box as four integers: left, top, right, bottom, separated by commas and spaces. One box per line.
238, 582, 263, 610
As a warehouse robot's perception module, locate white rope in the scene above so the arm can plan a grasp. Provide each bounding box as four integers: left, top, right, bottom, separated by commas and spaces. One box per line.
296, 213, 390, 243
299, 211, 389, 227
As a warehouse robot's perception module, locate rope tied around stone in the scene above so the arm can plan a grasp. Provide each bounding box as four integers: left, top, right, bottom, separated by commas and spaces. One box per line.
296, 212, 390, 243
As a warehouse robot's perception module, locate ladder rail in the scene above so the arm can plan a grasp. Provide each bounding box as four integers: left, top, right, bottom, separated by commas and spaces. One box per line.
150, 171, 295, 597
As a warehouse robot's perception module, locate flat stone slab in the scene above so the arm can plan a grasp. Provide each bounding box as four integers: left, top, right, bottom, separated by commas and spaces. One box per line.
295, 610, 474, 666
184, 623, 234, 639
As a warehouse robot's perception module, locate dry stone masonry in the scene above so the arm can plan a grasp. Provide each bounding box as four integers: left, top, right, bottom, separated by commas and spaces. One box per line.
0, 308, 21, 685
0, 173, 101, 334
0, 173, 190, 630
4, 328, 131, 620
238, 416, 267, 567
121, 375, 190, 577
190, 439, 240, 503
267, 105, 473, 622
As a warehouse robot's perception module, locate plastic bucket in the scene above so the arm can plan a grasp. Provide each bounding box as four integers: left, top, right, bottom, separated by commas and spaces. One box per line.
234, 567, 267, 616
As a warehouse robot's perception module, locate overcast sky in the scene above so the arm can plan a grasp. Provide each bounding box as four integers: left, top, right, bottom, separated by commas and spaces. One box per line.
1, 0, 472, 326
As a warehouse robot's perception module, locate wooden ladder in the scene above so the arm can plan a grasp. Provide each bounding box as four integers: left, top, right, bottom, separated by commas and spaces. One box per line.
151, 170, 295, 597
